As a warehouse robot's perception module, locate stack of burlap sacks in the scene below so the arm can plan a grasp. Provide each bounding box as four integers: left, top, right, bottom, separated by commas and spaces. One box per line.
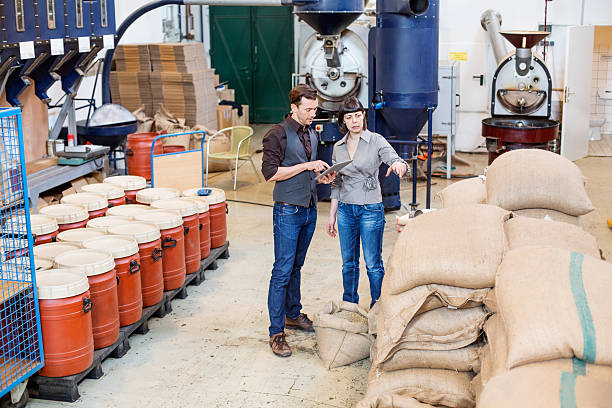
356, 149, 612, 407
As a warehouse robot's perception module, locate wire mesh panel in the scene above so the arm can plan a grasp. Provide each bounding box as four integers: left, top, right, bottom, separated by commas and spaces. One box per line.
0, 108, 44, 398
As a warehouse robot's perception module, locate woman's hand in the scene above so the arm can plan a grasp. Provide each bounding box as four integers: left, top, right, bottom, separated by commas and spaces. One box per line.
386, 161, 408, 178
327, 214, 337, 238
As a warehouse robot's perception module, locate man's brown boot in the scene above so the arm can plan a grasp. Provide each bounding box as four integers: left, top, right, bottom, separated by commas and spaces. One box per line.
269, 332, 291, 357
285, 313, 314, 332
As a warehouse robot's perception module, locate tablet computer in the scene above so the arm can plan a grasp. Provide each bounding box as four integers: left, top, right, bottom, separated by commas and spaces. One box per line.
315, 160, 352, 182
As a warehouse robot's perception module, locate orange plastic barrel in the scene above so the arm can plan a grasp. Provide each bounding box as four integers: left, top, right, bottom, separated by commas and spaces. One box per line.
162, 145, 186, 154
30, 214, 59, 245
126, 132, 163, 181
33, 257, 54, 271
104, 175, 147, 204
184, 187, 227, 248
135, 187, 180, 205
83, 235, 143, 327
108, 223, 164, 307
61, 193, 109, 219
184, 198, 210, 260
106, 204, 151, 219
54, 249, 120, 349
57, 228, 106, 245
150, 198, 200, 274
40, 204, 89, 232
79, 183, 127, 208
86, 216, 131, 233
134, 211, 186, 290
33, 242, 81, 261
37, 269, 94, 377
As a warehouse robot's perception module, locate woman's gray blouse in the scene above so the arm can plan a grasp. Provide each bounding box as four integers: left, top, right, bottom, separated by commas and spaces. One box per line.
331, 129, 407, 205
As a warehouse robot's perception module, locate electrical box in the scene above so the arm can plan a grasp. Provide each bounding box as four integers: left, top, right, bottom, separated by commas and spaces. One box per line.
1, 0, 37, 44
36, 0, 66, 40
92, 0, 116, 37
65, 0, 93, 38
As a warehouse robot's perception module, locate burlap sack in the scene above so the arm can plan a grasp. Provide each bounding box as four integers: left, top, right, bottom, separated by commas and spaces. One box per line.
483, 289, 497, 314
365, 369, 475, 408
486, 149, 594, 216
369, 302, 379, 335
356, 394, 436, 408
379, 284, 489, 346
512, 208, 582, 227
313, 301, 373, 369
387, 205, 510, 295
435, 177, 486, 208
375, 307, 488, 364
478, 366, 612, 408
372, 342, 480, 373
469, 373, 483, 404
504, 216, 600, 258
132, 106, 154, 133
496, 247, 612, 368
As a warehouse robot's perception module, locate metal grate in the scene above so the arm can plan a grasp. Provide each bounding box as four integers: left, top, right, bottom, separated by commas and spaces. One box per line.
0, 108, 44, 398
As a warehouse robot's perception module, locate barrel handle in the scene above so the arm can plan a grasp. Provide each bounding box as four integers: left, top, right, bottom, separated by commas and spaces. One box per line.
51, 235, 57, 242
199, 223, 203, 231
125, 149, 134, 156
162, 236, 177, 249
129, 259, 141, 274
126, 197, 135, 204
108, 202, 114, 208
116, 276, 120, 285
183, 225, 189, 235
152, 248, 163, 262
226, 204, 229, 214
83, 297, 93, 313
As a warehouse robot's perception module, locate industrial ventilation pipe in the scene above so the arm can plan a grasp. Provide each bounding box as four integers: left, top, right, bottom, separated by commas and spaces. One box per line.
480, 9, 508, 64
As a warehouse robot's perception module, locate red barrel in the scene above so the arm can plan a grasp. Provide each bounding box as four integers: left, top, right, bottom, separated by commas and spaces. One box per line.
57, 228, 106, 245
61, 193, 109, 219
33, 242, 81, 261
135, 211, 186, 291
37, 269, 94, 377
80, 183, 127, 208
150, 198, 200, 274
162, 145, 186, 154
108, 223, 164, 307
30, 214, 59, 245
104, 176, 147, 204
86, 215, 131, 233
184, 198, 211, 260
40, 204, 89, 232
55, 249, 120, 349
183, 187, 227, 248
126, 132, 163, 181
83, 235, 143, 327
135, 188, 180, 205
106, 204, 151, 219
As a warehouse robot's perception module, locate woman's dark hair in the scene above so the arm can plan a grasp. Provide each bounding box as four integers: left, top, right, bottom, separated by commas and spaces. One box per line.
289, 84, 318, 106
338, 96, 367, 134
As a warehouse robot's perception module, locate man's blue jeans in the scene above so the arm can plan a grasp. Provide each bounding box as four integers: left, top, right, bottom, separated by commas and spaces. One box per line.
337, 202, 386, 307
268, 203, 317, 337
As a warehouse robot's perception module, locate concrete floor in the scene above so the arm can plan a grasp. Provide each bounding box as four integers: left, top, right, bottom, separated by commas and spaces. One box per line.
29, 129, 612, 407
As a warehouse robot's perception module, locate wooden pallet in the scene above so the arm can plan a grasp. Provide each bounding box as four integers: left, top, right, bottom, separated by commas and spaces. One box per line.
28, 242, 230, 402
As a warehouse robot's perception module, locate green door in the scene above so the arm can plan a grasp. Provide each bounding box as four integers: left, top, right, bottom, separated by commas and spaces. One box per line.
210, 6, 294, 123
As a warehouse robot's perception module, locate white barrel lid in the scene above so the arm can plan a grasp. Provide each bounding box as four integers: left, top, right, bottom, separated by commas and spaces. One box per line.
183, 197, 209, 213
3, 215, 28, 234
37, 269, 90, 299
33, 242, 81, 260
136, 187, 181, 204
57, 228, 106, 244
183, 187, 226, 205
79, 183, 125, 200
54, 249, 115, 276
30, 214, 59, 235
40, 204, 89, 224
86, 216, 131, 232
104, 175, 147, 191
1, 239, 30, 262
106, 204, 151, 219
108, 222, 161, 244
150, 198, 197, 217
34, 257, 54, 271
82, 235, 139, 259
134, 210, 183, 230
61, 193, 108, 211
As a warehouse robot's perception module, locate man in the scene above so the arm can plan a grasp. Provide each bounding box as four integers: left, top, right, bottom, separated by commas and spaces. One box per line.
262, 84, 334, 357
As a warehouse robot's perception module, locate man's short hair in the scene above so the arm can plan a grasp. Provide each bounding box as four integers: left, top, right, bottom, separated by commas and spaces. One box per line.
289, 84, 317, 107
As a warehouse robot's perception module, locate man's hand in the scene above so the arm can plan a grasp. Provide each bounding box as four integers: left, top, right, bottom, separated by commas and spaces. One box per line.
317, 171, 336, 185
386, 161, 408, 178
326, 215, 337, 237
303, 160, 329, 173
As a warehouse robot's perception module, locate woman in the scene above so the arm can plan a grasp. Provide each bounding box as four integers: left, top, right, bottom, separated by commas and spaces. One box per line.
326, 96, 408, 307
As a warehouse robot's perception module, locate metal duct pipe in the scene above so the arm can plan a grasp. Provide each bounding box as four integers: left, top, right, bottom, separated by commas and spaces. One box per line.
102, 0, 318, 104
480, 9, 507, 64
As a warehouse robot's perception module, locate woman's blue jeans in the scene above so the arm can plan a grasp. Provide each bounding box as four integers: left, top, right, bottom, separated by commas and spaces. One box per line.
337, 201, 386, 307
